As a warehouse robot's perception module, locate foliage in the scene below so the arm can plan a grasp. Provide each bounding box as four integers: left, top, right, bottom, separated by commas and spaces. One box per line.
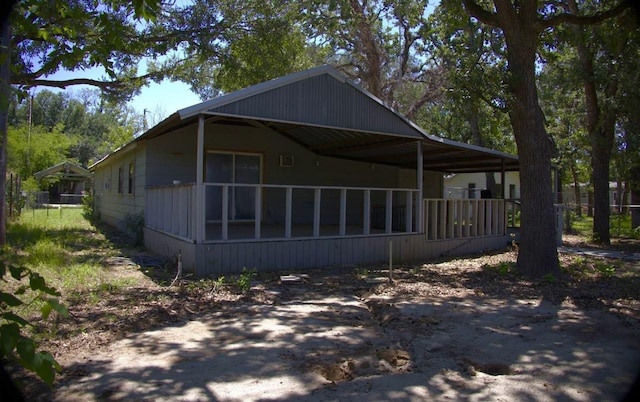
9, 0, 166, 101
571, 214, 639, 240
0, 259, 68, 386
8, 89, 139, 167
300, 0, 438, 115
562, 256, 619, 280
123, 210, 145, 246
7, 123, 74, 180
421, 0, 513, 153
81, 192, 95, 221
236, 268, 257, 293
482, 261, 515, 276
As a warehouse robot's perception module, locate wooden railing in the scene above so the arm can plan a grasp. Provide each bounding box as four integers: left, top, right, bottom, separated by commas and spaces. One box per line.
146, 184, 195, 241
506, 199, 521, 228
145, 184, 511, 243
423, 199, 506, 240
203, 183, 419, 241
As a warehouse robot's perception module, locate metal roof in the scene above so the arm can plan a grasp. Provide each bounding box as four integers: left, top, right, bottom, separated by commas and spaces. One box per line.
94, 65, 519, 173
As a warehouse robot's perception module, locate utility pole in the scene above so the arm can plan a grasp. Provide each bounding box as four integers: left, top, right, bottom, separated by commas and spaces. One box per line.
143, 108, 148, 132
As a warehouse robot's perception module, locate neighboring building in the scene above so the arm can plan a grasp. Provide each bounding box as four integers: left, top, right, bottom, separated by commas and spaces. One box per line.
90, 66, 520, 276
34, 161, 92, 204
444, 172, 521, 200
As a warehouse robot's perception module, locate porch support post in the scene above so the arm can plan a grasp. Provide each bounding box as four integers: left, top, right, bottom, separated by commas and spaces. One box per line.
339, 189, 347, 236
195, 115, 205, 243
416, 141, 424, 233
363, 189, 371, 235
313, 188, 321, 238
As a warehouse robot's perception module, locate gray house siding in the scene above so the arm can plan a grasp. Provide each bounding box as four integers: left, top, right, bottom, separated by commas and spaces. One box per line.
209, 74, 421, 138
143, 228, 508, 276
93, 145, 146, 230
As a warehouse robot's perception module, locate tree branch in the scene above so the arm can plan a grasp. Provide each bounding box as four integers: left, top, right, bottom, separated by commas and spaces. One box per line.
16, 77, 123, 90
461, 0, 500, 28
14, 70, 168, 91
541, 0, 633, 29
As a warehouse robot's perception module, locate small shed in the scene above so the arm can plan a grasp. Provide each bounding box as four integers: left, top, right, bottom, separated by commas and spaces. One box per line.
34, 161, 92, 204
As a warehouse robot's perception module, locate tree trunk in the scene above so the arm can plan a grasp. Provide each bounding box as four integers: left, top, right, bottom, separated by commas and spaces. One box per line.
501, 18, 559, 276
568, 0, 617, 245
0, 18, 10, 246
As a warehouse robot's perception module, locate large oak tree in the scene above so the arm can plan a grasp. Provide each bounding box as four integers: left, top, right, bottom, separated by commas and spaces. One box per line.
460, 0, 633, 276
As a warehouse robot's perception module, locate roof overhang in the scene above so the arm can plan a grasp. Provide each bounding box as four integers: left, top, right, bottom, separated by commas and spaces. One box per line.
92, 65, 519, 174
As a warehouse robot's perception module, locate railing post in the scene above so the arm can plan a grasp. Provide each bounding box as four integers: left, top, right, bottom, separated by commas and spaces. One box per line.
439, 199, 446, 239
455, 200, 463, 238
313, 188, 321, 238
424, 199, 430, 240
221, 185, 229, 240
385, 190, 393, 234
471, 200, 478, 237
462, 199, 469, 237
447, 199, 454, 238
430, 200, 438, 240
363, 189, 371, 235
405, 191, 413, 232
285, 187, 292, 238
478, 200, 485, 236
339, 189, 347, 236
254, 185, 261, 239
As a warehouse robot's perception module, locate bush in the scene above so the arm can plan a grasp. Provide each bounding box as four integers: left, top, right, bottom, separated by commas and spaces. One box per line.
124, 210, 145, 246
0, 259, 68, 386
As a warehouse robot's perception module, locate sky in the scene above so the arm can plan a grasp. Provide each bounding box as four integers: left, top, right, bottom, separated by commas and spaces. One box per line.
41, 67, 203, 123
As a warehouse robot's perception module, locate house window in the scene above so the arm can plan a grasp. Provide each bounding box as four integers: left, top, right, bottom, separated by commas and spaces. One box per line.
205, 151, 262, 221
509, 184, 516, 199
128, 163, 134, 194
117, 167, 123, 194
468, 183, 476, 199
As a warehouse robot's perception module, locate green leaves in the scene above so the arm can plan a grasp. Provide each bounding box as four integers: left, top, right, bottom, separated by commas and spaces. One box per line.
1, 258, 67, 386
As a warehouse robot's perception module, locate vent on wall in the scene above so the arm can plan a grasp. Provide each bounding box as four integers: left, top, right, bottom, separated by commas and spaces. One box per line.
279, 155, 294, 168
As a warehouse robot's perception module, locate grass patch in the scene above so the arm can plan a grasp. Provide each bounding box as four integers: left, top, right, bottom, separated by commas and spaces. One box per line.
6, 208, 134, 316
570, 213, 639, 239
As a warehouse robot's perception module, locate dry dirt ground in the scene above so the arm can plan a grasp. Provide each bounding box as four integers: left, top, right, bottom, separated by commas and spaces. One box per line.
15, 236, 640, 401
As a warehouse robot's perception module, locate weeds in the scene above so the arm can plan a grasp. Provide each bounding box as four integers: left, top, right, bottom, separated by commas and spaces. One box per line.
237, 268, 257, 293
483, 261, 515, 276
123, 210, 145, 246
562, 256, 619, 279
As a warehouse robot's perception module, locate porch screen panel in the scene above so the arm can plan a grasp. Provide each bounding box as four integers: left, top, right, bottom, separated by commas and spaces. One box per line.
234, 154, 260, 220
205, 152, 261, 222
206, 153, 233, 221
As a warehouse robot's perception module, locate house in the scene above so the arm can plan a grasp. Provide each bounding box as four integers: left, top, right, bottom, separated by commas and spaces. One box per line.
34, 161, 92, 204
444, 172, 520, 200
90, 66, 520, 276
